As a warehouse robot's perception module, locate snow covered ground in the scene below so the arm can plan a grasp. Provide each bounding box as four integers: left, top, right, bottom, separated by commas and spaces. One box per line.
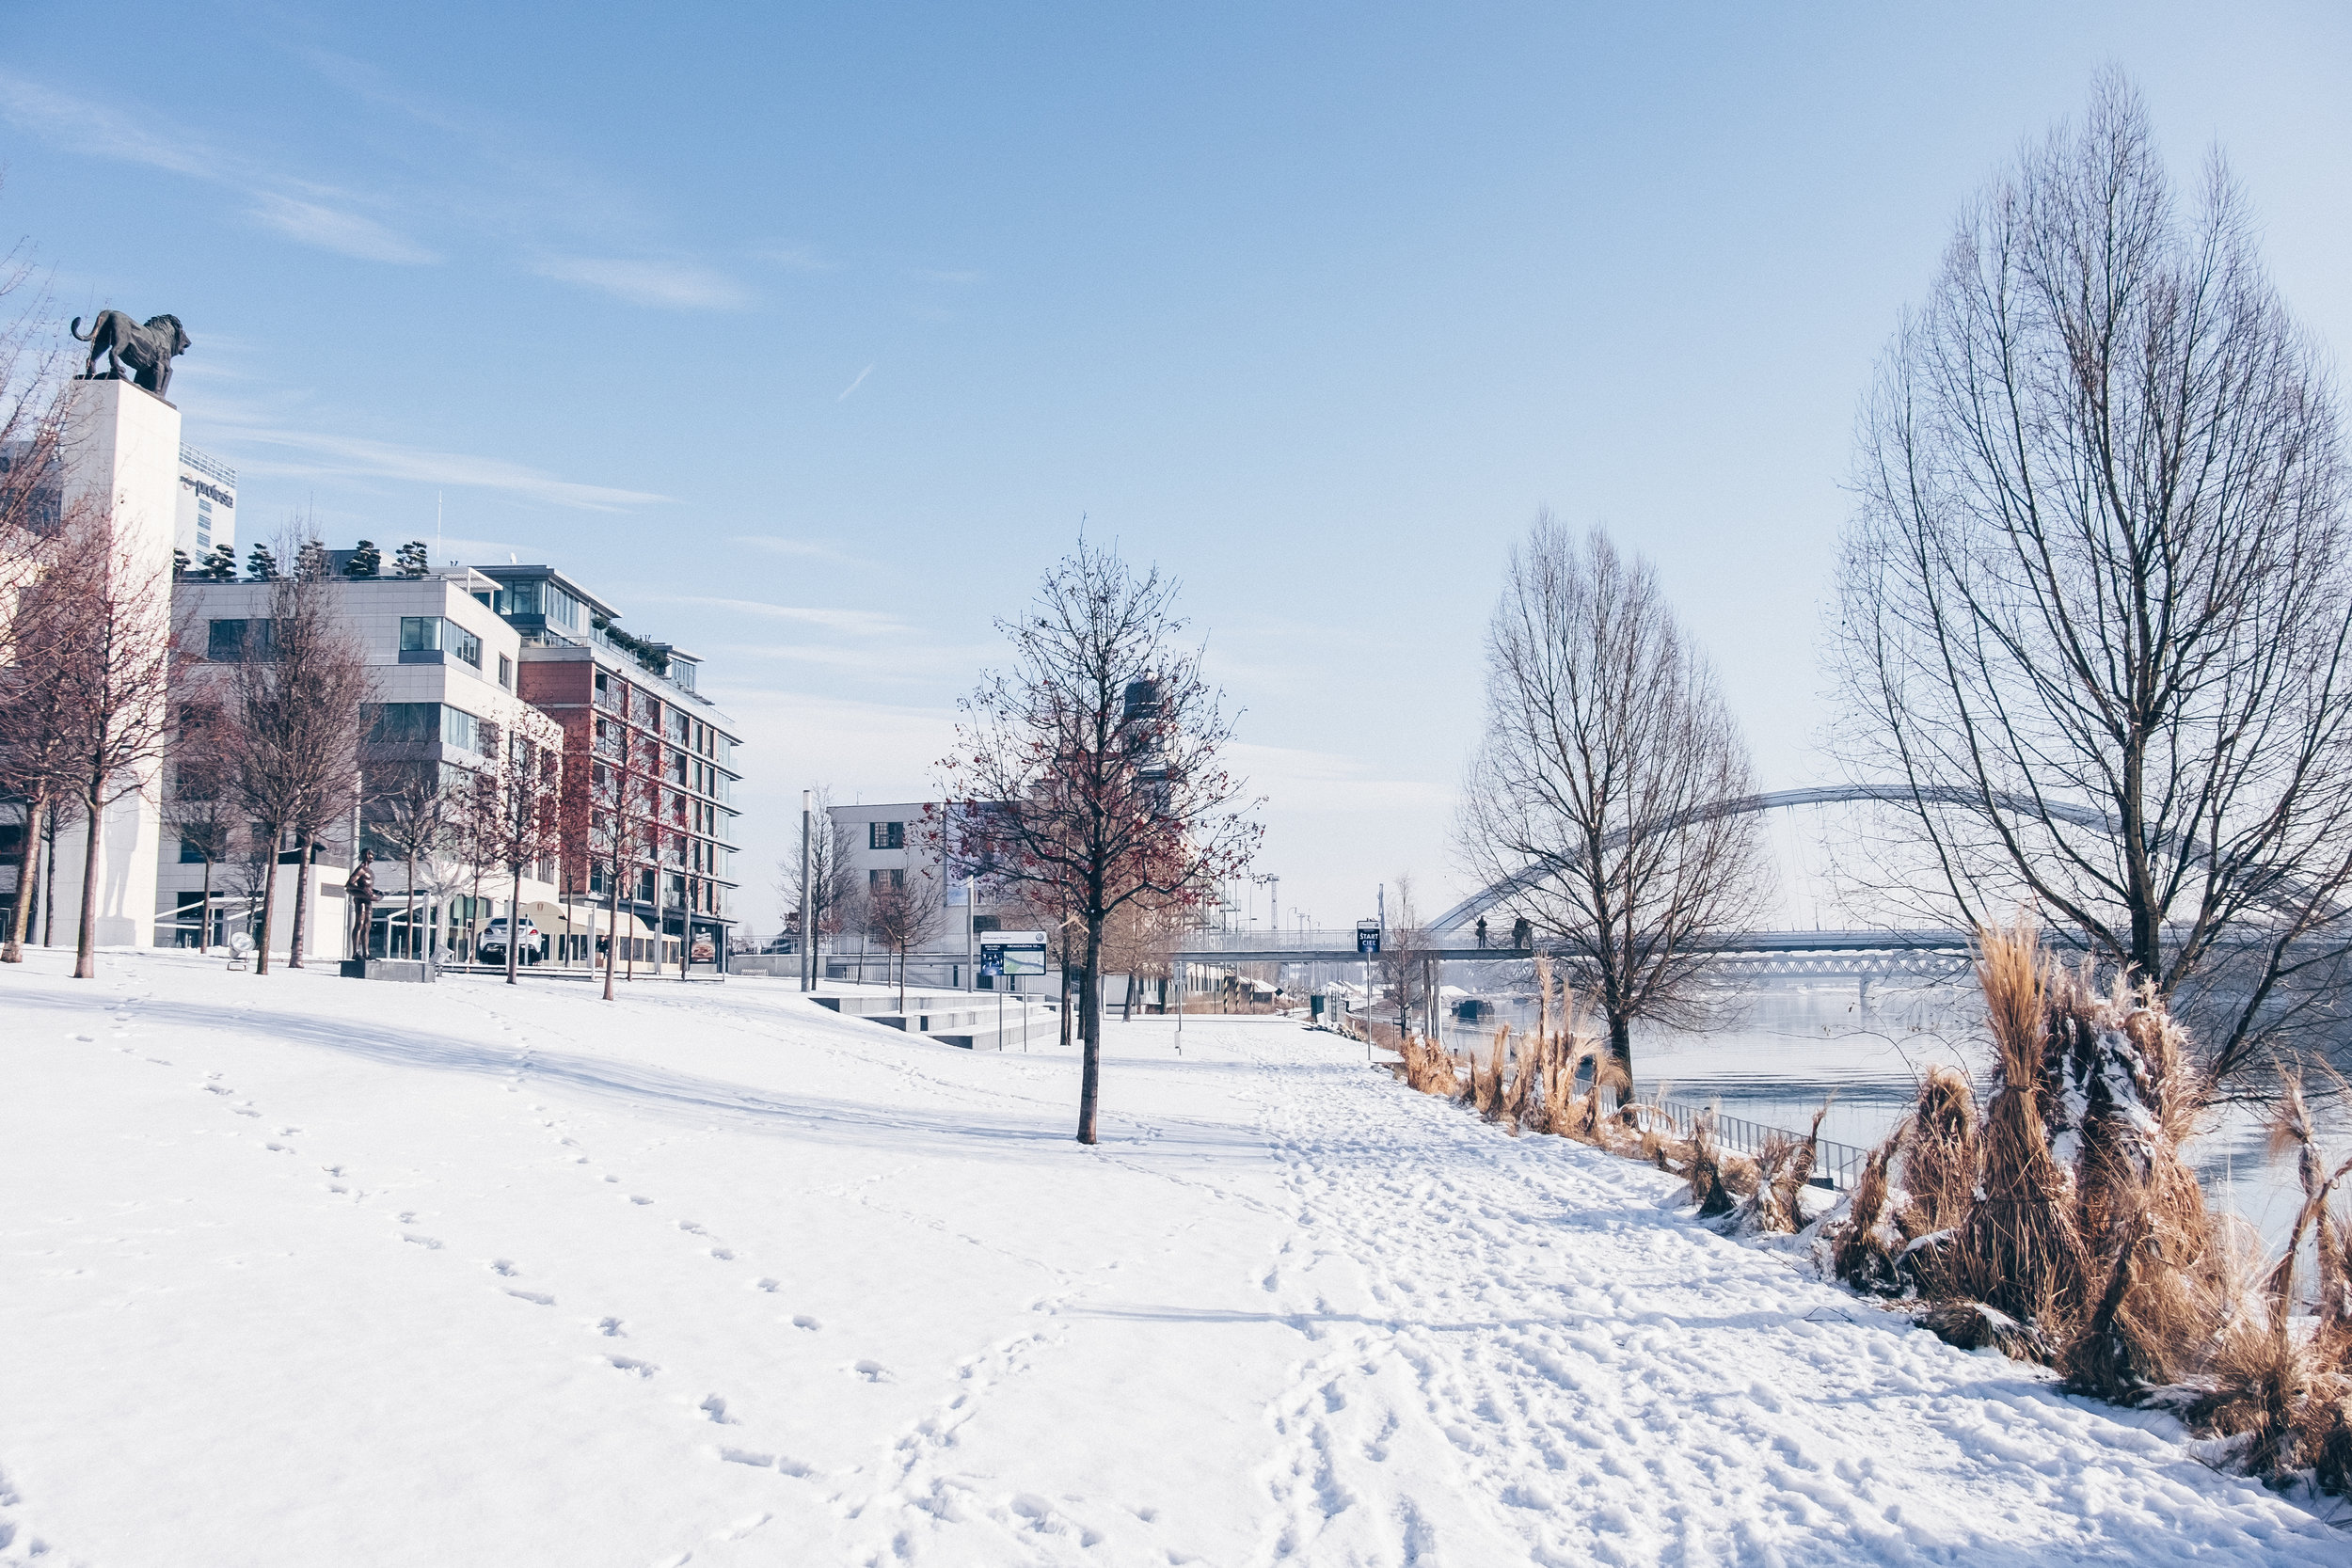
4, 950, 2344, 1565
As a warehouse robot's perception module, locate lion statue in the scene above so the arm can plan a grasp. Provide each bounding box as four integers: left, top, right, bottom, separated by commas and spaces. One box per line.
71, 310, 191, 399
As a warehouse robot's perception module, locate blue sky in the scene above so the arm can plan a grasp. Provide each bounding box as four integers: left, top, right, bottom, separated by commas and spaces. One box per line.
6, 3, 2347, 929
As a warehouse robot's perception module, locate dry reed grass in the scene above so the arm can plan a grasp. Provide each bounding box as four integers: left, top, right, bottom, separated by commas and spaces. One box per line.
1812, 914, 2352, 1489
1371, 924, 2352, 1488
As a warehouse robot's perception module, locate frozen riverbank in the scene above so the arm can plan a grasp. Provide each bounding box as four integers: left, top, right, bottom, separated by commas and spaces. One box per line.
3, 950, 2341, 1563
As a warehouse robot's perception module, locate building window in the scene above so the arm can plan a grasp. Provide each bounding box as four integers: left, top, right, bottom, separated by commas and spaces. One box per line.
869, 821, 904, 850
451, 625, 482, 669
366, 702, 440, 744
399, 615, 443, 654
869, 868, 904, 891
206, 618, 271, 662
498, 654, 513, 689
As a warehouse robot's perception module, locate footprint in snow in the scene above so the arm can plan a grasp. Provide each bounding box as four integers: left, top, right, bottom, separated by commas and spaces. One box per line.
505, 1290, 555, 1307
791, 1315, 820, 1331
596, 1317, 626, 1337
709, 1247, 734, 1262
850, 1360, 892, 1383
677, 1221, 705, 1235
607, 1356, 657, 1378
698, 1394, 734, 1424
629, 1196, 653, 1206
490, 1259, 518, 1276
753, 1278, 780, 1293
403, 1234, 443, 1250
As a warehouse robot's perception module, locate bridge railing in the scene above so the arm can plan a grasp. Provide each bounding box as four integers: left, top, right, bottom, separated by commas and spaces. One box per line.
1177, 928, 1382, 954
1625, 1096, 1871, 1192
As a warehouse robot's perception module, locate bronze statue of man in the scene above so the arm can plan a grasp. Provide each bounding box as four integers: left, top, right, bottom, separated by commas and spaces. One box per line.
347, 850, 377, 959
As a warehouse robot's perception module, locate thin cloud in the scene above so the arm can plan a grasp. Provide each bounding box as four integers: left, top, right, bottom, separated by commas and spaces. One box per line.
836, 364, 874, 402
211, 420, 669, 513
0, 73, 215, 177
756, 244, 834, 272
533, 256, 751, 310
640, 594, 908, 636
0, 74, 440, 267
248, 194, 438, 265
726, 534, 864, 565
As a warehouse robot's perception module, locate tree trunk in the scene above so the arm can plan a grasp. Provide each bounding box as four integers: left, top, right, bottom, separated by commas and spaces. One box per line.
42, 801, 59, 946
602, 856, 620, 1001
256, 824, 279, 974
2, 784, 40, 962
405, 847, 418, 960
1077, 914, 1104, 1145
72, 781, 102, 979
1608, 1012, 1633, 1106
288, 834, 312, 968
1060, 958, 1074, 1048
506, 862, 523, 985
199, 854, 215, 956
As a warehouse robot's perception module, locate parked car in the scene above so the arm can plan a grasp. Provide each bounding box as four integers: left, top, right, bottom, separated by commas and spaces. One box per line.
476, 917, 542, 966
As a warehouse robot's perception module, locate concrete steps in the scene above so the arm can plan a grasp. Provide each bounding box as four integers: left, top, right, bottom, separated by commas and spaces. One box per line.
812, 990, 1056, 1052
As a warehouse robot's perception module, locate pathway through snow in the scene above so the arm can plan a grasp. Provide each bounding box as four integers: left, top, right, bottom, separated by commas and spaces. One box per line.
0, 950, 2339, 1565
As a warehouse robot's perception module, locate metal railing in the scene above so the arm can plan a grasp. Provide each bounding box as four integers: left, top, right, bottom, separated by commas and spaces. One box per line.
1625, 1096, 1871, 1191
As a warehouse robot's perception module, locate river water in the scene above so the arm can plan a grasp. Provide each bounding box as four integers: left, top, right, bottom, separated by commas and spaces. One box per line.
1445, 979, 2328, 1251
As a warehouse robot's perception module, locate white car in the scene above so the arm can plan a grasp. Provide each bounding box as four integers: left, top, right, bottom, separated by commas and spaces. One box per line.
476, 917, 542, 965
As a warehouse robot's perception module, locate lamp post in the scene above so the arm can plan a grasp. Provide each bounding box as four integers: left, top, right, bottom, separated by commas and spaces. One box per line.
799, 789, 814, 991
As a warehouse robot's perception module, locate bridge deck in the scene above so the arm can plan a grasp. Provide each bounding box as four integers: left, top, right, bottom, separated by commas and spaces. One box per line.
1169, 929, 1975, 965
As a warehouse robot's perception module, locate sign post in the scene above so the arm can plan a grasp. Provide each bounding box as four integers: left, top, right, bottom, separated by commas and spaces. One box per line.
978, 931, 1048, 1052
1356, 919, 1381, 1065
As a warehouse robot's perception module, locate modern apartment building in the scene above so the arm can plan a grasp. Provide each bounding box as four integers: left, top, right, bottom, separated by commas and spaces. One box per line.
824, 800, 1025, 987
163, 567, 565, 961
471, 563, 744, 970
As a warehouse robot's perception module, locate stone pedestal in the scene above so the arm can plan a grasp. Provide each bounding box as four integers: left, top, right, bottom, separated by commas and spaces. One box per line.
340, 958, 436, 984
41, 378, 180, 949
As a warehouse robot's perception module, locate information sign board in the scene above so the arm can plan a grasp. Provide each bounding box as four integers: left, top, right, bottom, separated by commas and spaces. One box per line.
978, 930, 1049, 979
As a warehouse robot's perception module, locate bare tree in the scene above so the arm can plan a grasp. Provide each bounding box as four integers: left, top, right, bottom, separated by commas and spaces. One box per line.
938, 541, 1260, 1144
222, 543, 376, 974
0, 539, 80, 964
866, 871, 940, 1010
370, 763, 452, 959
0, 209, 68, 961
1458, 518, 1766, 1084
39, 523, 177, 978
164, 694, 237, 953
585, 734, 662, 998
1834, 74, 2352, 1087
1102, 887, 1185, 1021
479, 721, 564, 985
780, 783, 860, 962
1375, 875, 1434, 1042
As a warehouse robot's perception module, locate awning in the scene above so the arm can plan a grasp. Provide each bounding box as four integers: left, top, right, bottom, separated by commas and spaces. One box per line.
523, 900, 658, 940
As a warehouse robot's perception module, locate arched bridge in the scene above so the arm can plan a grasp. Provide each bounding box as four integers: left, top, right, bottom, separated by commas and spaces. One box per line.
1172, 784, 2004, 977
